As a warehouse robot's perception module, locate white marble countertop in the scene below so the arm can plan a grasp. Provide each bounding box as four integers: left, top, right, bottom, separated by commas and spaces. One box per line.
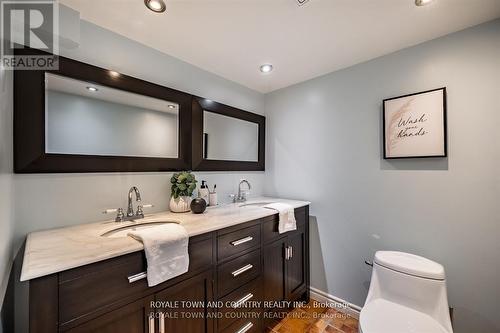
21, 197, 310, 281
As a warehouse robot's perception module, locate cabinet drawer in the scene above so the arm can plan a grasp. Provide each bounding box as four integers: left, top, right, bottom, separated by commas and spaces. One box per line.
262, 207, 307, 243
219, 315, 261, 333
218, 277, 262, 330
218, 224, 261, 261
217, 249, 261, 297
59, 235, 213, 325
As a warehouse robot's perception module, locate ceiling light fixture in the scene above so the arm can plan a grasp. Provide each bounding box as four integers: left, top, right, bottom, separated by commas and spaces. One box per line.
415, 0, 433, 6
86, 86, 98, 92
145, 0, 166, 13
168, 104, 176, 109
109, 70, 120, 77
260, 64, 273, 73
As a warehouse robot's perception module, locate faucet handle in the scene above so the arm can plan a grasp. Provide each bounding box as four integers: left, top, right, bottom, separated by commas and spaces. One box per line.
136, 203, 153, 217
103, 208, 125, 222
103, 208, 120, 214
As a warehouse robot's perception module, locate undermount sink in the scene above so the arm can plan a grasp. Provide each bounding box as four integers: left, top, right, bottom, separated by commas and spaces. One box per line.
101, 220, 180, 238
239, 201, 276, 207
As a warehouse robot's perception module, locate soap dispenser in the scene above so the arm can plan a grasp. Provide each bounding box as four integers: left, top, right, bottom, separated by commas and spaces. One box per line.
199, 181, 210, 205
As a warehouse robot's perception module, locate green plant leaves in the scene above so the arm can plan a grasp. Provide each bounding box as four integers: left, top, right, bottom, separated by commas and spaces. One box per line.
177, 173, 187, 183
171, 171, 198, 198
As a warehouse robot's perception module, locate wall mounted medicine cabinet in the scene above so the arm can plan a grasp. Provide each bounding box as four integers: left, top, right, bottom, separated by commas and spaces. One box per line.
14, 50, 266, 173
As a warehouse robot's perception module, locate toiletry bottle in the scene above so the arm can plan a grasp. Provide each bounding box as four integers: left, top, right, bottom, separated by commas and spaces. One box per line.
199, 181, 210, 205
209, 184, 218, 206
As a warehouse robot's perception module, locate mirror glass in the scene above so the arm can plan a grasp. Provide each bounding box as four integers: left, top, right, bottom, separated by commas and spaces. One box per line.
203, 111, 259, 162
45, 73, 179, 158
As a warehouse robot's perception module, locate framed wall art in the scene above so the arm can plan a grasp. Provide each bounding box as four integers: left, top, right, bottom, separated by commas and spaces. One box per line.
383, 87, 447, 159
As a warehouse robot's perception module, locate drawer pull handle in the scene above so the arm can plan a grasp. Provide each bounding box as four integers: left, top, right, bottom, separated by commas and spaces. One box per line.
232, 264, 253, 277
148, 315, 155, 333
232, 293, 254, 308
235, 322, 253, 333
159, 312, 165, 333
285, 246, 293, 260
231, 236, 253, 246
128, 271, 147, 283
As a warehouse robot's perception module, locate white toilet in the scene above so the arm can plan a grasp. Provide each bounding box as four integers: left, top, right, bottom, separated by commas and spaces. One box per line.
359, 251, 453, 333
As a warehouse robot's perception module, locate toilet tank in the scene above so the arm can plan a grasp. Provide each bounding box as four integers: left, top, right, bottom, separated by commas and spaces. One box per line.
365, 251, 451, 328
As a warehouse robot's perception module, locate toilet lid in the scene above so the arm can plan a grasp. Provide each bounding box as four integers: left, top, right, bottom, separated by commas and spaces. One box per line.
374, 251, 445, 280
360, 299, 450, 333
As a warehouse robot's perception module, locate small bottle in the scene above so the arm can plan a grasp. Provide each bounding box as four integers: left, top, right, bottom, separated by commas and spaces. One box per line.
198, 181, 210, 205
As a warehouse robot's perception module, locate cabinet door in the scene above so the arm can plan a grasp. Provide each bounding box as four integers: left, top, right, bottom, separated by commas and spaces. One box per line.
64, 296, 154, 333
156, 270, 214, 333
263, 237, 287, 305
286, 225, 307, 301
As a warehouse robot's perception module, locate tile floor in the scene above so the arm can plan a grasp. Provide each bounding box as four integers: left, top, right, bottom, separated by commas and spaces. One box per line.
269, 299, 359, 333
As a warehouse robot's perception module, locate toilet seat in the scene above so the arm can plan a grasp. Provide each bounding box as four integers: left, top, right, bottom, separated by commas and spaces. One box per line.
359, 299, 449, 333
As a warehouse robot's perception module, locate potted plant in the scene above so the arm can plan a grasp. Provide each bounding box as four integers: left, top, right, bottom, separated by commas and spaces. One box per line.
169, 171, 197, 213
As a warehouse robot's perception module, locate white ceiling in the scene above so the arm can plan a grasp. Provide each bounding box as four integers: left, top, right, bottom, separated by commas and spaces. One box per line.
60, 0, 500, 93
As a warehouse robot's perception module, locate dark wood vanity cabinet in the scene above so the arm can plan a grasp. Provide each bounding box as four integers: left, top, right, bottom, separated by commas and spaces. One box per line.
156, 271, 214, 333
262, 210, 309, 329
27, 207, 309, 333
63, 296, 154, 333
62, 271, 214, 333
287, 226, 308, 300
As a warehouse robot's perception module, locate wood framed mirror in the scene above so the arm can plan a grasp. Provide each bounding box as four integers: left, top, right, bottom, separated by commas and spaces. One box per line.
14, 50, 192, 173
192, 97, 265, 171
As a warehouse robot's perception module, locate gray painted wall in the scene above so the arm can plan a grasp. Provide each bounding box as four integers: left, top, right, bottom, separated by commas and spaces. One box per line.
0, 50, 14, 328
264, 20, 500, 333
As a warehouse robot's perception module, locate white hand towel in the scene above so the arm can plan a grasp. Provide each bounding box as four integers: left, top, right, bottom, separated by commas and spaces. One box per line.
128, 223, 189, 287
263, 203, 297, 234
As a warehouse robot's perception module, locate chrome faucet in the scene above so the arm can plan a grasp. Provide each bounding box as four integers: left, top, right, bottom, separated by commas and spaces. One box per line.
127, 186, 143, 218
103, 186, 153, 222
234, 179, 252, 203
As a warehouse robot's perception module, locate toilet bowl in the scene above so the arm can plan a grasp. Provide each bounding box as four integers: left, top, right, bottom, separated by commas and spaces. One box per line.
359, 251, 453, 333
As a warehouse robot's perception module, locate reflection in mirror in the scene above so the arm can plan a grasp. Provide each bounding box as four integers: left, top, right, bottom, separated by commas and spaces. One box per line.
45, 73, 179, 158
203, 111, 259, 162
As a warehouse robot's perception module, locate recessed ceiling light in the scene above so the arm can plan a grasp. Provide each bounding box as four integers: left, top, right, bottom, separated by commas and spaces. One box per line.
144, 0, 166, 13
415, 0, 433, 6
109, 70, 120, 77
260, 64, 273, 73
168, 104, 176, 109
86, 86, 98, 92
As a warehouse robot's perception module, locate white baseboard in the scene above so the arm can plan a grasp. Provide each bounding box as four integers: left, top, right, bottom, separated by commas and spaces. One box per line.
310, 287, 362, 319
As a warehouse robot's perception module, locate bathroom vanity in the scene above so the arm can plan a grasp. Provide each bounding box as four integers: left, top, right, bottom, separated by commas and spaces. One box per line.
21, 199, 310, 333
